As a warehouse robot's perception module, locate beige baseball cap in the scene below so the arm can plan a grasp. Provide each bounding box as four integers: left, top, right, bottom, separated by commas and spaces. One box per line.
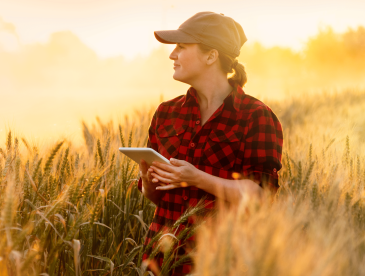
154, 11, 247, 58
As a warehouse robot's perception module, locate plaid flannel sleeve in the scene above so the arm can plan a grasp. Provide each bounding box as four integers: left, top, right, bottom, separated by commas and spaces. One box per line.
242, 106, 283, 193
137, 108, 159, 192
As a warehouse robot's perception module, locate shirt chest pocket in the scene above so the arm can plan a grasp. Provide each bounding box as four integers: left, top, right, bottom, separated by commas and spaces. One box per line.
203, 129, 243, 171
157, 124, 187, 159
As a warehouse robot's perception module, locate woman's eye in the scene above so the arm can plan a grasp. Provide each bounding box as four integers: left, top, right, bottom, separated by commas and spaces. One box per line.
178, 45, 184, 49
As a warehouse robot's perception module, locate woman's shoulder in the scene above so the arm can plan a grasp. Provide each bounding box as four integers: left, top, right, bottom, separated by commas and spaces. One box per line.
159, 95, 186, 107
238, 91, 280, 124
239, 91, 272, 113
154, 95, 186, 115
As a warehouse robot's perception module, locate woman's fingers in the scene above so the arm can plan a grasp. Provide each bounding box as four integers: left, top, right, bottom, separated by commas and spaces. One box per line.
146, 166, 168, 185
139, 159, 148, 175
152, 161, 175, 172
146, 167, 158, 183
150, 166, 174, 179
169, 158, 186, 167
140, 159, 162, 185
156, 183, 180, 190
151, 172, 173, 184
147, 170, 155, 183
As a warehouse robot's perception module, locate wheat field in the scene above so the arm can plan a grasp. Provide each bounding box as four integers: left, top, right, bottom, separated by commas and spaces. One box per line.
0, 88, 365, 276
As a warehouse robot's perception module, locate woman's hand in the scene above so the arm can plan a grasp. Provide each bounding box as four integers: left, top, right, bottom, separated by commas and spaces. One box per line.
139, 159, 164, 205
149, 158, 201, 190
139, 159, 163, 189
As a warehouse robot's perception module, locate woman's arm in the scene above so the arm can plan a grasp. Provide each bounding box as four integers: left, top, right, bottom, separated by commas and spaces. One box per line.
194, 170, 263, 205
149, 158, 263, 205
193, 168, 263, 205
139, 159, 164, 205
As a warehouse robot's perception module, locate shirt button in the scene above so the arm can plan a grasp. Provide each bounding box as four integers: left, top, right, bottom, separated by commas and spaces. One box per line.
190, 142, 195, 148
195, 120, 200, 125
181, 225, 185, 229
183, 196, 188, 200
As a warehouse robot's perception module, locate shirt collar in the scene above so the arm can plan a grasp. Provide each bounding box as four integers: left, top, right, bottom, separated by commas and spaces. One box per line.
181, 86, 197, 107
181, 81, 245, 112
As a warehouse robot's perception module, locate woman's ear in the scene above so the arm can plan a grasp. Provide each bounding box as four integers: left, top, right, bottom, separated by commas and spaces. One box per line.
206, 49, 219, 65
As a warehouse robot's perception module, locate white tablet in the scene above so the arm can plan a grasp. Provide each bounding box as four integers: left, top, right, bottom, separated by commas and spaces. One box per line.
118, 147, 170, 167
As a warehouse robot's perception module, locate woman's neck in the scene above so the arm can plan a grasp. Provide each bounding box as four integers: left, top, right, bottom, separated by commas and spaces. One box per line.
192, 76, 233, 111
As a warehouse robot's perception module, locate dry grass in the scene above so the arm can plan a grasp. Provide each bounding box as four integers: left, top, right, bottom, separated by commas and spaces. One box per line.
193, 88, 365, 276
0, 110, 158, 275
0, 88, 365, 275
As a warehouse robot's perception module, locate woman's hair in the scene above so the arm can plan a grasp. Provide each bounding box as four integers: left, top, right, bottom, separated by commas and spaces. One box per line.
197, 43, 247, 87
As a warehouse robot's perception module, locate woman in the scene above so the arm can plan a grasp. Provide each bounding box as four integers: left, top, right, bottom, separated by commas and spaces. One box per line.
137, 11, 283, 275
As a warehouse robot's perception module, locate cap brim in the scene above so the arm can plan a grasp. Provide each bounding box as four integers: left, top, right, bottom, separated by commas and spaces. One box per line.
154, 30, 200, 44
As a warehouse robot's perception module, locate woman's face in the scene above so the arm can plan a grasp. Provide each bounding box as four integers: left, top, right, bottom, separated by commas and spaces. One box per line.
169, 43, 207, 85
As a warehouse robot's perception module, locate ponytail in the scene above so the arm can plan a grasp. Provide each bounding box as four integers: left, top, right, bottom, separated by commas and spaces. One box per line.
198, 43, 247, 87
229, 61, 247, 87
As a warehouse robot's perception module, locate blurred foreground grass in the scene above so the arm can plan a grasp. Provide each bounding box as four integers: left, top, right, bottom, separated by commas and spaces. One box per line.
195, 88, 365, 275
0, 88, 365, 275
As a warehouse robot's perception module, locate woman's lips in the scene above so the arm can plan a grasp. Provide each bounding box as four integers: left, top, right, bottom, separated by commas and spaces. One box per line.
173, 64, 180, 69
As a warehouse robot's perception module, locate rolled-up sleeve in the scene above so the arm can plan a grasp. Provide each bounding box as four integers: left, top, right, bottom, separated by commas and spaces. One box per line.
242, 106, 283, 193
137, 107, 159, 193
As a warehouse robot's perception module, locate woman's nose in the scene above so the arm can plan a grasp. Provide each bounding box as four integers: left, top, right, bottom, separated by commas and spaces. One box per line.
169, 48, 177, 60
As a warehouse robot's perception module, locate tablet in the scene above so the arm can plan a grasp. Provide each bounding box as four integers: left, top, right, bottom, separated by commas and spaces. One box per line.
118, 147, 170, 167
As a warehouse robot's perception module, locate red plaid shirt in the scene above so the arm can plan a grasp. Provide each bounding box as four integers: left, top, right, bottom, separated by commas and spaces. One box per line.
137, 82, 283, 275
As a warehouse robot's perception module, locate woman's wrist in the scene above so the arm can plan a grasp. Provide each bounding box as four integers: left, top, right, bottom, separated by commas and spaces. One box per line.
193, 169, 208, 189
142, 178, 159, 192
142, 184, 162, 205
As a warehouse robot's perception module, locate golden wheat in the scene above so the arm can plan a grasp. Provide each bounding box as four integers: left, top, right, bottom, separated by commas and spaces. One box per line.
1, 89, 365, 275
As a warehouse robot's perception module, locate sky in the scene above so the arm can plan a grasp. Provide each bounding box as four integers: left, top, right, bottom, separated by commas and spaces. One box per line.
0, 0, 364, 146
1, 0, 365, 59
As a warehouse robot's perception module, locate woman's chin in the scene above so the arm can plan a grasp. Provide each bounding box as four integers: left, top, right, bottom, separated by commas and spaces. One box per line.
172, 73, 182, 81
172, 73, 190, 85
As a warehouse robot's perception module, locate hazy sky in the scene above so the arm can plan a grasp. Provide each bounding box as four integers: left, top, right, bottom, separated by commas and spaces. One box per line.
1, 0, 365, 59
0, 0, 365, 146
